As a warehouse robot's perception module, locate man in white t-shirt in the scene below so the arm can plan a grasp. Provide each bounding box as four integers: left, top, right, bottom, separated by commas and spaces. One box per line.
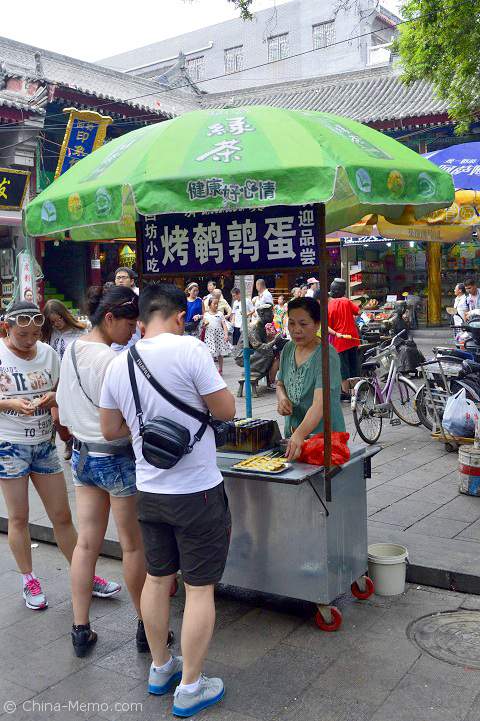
100, 283, 235, 717
254, 278, 274, 307
231, 287, 254, 345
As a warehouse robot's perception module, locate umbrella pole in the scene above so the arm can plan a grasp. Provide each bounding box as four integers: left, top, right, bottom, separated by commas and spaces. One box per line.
239, 276, 253, 418
314, 203, 332, 502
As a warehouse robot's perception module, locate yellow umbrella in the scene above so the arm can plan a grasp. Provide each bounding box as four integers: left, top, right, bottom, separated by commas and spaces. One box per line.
344, 191, 480, 242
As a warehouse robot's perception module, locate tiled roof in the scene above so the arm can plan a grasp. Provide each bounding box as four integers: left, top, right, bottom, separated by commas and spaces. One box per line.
0, 36, 198, 118
0, 88, 45, 114
202, 66, 449, 126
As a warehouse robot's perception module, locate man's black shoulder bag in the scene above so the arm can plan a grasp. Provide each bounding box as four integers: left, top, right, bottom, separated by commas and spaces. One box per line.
127, 345, 231, 470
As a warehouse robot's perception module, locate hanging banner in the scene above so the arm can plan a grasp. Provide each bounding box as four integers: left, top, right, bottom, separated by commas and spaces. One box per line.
55, 108, 113, 179
18, 250, 34, 302
0, 168, 30, 210
139, 205, 319, 276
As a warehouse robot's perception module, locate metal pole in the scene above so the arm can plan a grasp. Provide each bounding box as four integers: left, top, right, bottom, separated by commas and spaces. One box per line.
314, 203, 332, 502
239, 275, 253, 418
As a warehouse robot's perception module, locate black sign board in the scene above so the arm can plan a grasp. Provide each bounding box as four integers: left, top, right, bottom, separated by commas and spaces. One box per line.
139, 205, 319, 276
0, 168, 30, 211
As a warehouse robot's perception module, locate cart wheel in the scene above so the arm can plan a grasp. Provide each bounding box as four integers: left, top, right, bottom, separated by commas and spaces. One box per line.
351, 576, 375, 600
314, 606, 343, 632
445, 442, 457, 453
170, 578, 179, 597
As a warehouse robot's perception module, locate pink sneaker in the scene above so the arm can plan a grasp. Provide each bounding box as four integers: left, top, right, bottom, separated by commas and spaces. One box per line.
92, 575, 121, 598
23, 577, 48, 610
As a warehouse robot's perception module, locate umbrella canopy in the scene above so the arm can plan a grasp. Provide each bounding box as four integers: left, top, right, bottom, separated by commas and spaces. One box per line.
24, 107, 454, 240
424, 142, 480, 191
346, 190, 480, 242
345, 142, 480, 241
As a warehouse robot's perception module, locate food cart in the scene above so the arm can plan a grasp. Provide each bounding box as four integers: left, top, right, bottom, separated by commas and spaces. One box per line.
218, 440, 380, 630
24, 106, 454, 631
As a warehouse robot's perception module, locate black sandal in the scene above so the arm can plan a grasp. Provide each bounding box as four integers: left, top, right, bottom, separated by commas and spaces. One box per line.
71, 623, 98, 658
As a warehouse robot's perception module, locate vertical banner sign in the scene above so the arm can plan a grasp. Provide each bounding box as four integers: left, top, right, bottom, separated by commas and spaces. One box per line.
18, 250, 34, 301
55, 108, 113, 179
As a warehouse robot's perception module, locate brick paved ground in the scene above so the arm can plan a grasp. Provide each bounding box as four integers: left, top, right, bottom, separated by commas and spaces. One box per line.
1, 536, 480, 721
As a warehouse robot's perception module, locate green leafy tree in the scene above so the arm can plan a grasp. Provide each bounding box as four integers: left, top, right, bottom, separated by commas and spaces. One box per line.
396, 0, 480, 134
228, 0, 253, 19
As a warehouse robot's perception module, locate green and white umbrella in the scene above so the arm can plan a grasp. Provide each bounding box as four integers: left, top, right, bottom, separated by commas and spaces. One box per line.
25, 106, 454, 239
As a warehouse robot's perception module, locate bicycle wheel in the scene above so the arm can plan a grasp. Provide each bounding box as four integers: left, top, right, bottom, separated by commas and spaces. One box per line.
414, 383, 435, 432
391, 376, 421, 426
352, 380, 382, 444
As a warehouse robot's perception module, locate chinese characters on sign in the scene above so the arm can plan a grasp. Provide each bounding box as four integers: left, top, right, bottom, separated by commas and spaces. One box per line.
140, 205, 319, 275
0, 168, 30, 211
55, 108, 113, 178
184, 115, 278, 206
439, 159, 480, 177
187, 177, 276, 204
194, 115, 255, 165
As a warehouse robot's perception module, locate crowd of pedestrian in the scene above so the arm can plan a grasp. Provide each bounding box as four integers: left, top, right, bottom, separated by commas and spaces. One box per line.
0, 270, 360, 717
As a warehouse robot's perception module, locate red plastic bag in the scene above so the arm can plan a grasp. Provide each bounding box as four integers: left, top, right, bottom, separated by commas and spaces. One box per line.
298, 432, 350, 466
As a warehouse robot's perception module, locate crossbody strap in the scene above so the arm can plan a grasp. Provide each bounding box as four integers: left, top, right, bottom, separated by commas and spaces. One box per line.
70, 341, 100, 409
127, 351, 145, 435
127, 346, 209, 447
129, 345, 210, 425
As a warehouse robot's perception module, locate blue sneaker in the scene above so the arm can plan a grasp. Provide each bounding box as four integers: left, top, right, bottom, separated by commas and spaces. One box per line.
148, 656, 183, 695
173, 675, 224, 717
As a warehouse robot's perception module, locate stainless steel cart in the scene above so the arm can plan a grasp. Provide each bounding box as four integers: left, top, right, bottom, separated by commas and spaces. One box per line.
217, 444, 380, 631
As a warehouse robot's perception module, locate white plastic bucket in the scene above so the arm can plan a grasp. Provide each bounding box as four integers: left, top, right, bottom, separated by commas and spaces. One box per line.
367, 543, 408, 596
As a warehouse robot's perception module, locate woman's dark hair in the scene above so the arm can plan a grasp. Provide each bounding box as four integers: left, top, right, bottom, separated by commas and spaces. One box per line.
86, 285, 138, 327
287, 296, 321, 323
457, 283, 466, 294
42, 299, 86, 342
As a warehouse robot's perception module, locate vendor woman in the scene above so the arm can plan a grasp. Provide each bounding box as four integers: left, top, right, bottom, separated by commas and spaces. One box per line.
276, 297, 345, 461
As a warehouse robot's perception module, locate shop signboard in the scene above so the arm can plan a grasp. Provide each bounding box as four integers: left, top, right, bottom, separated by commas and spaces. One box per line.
139, 205, 319, 276
55, 109, 112, 179
0, 168, 30, 211
340, 236, 395, 246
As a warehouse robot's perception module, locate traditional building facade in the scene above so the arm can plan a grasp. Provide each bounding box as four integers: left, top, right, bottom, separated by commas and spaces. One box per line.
0, 36, 196, 308
100, 0, 399, 93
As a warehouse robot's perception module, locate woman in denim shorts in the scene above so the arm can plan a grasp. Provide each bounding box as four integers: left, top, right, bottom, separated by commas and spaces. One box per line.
0, 302, 118, 612
57, 285, 173, 657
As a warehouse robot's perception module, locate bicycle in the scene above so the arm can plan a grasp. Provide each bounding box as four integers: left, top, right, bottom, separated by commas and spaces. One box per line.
351, 330, 420, 444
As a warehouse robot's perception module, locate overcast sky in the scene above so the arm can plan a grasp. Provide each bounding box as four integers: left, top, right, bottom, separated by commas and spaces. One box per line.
3, 0, 402, 62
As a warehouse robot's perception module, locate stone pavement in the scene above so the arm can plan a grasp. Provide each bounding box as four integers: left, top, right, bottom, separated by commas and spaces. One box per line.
1, 354, 480, 591
1, 535, 480, 721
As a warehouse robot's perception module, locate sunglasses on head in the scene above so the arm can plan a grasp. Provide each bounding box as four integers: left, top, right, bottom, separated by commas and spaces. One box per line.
8, 313, 45, 328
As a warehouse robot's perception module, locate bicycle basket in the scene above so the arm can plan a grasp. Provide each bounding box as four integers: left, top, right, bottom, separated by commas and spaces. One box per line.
423, 360, 463, 381
371, 347, 394, 378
